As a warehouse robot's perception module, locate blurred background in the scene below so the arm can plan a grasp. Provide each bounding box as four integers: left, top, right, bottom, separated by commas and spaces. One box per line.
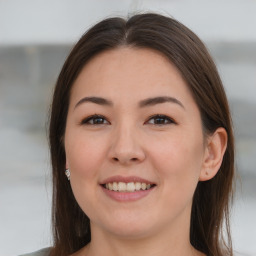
0, 0, 255, 255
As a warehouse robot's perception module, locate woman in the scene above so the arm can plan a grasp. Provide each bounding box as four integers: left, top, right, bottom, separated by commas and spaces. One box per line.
21, 13, 234, 256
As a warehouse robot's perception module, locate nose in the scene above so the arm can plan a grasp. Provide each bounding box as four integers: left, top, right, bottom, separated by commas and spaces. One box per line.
108, 123, 146, 165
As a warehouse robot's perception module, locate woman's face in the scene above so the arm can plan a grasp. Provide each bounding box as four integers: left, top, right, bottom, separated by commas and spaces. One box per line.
65, 47, 208, 239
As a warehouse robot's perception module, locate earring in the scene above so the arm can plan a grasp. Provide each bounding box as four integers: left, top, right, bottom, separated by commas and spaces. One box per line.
65, 169, 70, 180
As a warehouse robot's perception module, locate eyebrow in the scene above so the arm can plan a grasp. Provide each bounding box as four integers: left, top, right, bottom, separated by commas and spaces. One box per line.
74, 96, 113, 109
139, 96, 185, 109
74, 96, 185, 109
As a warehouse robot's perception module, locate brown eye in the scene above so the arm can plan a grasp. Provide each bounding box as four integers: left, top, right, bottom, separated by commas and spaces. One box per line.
81, 115, 110, 125
146, 115, 175, 125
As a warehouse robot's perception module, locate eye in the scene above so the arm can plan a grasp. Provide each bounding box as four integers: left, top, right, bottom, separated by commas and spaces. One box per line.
146, 114, 176, 125
81, 114, 110, 125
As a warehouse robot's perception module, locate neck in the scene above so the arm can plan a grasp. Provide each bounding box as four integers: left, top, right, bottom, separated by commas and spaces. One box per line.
78, 221, 203, 256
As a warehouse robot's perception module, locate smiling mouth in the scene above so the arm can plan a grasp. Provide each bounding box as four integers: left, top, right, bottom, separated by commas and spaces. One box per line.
102, 182, 156, 192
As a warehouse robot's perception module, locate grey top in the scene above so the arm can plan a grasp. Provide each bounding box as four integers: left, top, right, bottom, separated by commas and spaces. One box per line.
19, 247, 51, 256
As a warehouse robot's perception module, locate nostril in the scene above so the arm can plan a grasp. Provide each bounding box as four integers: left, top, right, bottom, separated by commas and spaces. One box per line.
112, 157, 139, 163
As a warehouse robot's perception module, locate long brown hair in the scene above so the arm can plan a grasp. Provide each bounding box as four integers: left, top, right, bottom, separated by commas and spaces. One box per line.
49, 13, 234, 256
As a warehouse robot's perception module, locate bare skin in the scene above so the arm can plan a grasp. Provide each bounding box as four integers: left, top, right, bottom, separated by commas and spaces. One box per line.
66, 47, 227, 256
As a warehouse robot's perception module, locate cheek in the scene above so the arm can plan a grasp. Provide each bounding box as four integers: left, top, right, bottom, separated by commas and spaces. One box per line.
65, 132, 107, 215
150, 136, 204, 219
149, 133, 204, 191
65, 131, 106, 179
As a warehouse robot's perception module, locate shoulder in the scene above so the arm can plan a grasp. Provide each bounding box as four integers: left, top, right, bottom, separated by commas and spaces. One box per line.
19, 247, 51, 256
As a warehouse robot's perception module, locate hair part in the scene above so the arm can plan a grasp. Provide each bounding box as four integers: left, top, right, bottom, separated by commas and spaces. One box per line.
49, 13, 234, 256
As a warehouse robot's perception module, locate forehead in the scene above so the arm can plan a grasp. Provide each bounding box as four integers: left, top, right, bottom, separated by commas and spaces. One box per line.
74, 47, 180, 83
70, 47, 195, 108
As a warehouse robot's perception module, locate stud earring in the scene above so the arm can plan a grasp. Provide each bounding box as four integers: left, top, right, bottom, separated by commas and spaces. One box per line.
65, 169, 70, 180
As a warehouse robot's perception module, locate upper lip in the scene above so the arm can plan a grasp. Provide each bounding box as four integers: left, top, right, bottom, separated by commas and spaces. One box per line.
100, 175, 156, 185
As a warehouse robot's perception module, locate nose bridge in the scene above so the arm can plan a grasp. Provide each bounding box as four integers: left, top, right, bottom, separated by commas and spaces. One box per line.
109, 119, 145, 164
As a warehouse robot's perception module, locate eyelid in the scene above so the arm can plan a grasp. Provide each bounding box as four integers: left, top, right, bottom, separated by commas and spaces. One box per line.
80, 114, 110, 125
80, 114, 176, 126
145, 114, 177, 125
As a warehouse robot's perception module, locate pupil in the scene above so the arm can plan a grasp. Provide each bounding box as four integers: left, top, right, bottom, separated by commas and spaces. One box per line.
95, 118, 103, 124
155, 117, 164, 124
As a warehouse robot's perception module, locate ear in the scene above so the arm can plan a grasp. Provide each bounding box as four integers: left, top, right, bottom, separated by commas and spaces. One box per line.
199, 127, 228, 181
65, 159, 69, 170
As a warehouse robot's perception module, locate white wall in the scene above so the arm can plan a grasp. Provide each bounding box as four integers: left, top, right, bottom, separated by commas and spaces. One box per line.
0, 1, 255, 255
1, 0, 256, 45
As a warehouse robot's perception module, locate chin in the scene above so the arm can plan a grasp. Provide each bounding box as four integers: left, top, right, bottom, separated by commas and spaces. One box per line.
106, 224, 154, 240
97, 213, 157, 239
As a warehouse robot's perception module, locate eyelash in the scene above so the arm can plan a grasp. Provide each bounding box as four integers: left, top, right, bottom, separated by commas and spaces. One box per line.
80, 114, 176, 126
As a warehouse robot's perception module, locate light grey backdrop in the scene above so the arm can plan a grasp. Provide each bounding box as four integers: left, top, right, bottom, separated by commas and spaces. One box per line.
0, 0, 255, 255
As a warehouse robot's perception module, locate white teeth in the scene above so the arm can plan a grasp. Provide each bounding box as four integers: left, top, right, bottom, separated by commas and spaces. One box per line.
108, 183, 113, 190
113, 182, 118, 191
104, 182, 154, 192
135, 182, 141, 191
127, 182, 135, 192
118, 182, 126, 191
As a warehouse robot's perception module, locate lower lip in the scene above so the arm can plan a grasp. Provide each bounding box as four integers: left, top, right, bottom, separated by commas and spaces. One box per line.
101, 186, 155, 202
